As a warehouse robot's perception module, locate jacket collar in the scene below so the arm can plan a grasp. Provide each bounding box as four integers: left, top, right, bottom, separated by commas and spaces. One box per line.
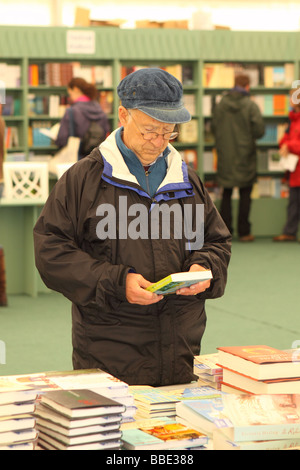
99, 129, 193, 201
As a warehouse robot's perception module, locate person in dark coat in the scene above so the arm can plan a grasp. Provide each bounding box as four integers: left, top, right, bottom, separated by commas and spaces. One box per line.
34, 68, 231, 387
212, 74, 265, 241
55, 77, 110, 160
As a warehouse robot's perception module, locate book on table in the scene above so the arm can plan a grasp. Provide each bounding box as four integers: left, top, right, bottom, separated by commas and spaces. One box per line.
213, 428, 300, 451
35, 403, 123, 429
177, 393, 300, 443
176, 397, 228, 437
217, 345, 300, 381
0, 414, 35, 433
219, 393, 300, 443
146, 270, 212, 295
37, 432, 122, 451
36, 423, 122, 447
130, 384, 221, 420
39, 389, 125, 418
222, 368, 300, 395
121, 418, 208, 450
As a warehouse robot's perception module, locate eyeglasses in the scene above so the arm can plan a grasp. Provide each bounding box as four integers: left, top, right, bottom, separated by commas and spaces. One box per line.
128, 111, 179, 141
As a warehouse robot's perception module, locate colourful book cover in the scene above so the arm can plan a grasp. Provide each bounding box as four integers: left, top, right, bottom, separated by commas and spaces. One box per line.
146, 270, 212, 295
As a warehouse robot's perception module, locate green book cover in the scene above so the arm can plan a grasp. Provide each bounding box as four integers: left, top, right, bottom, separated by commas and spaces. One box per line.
146, 270, 212, 295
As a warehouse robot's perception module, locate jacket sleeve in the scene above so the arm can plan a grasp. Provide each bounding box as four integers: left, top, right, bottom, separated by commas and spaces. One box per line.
250, 102, 265, 140
55, 109, 71, 148
182, 173, 232, 299
33, 163, 130, 308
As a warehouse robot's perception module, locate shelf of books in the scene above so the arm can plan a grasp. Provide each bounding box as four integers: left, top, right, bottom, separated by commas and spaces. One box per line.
1, 27, 300, 294
201, 60, 295, 234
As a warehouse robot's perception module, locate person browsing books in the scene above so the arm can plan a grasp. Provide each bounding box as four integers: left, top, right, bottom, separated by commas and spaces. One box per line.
34, 68, 231, 387
212, 74, 265, 242
273, 86, 300, 242
55, 77, 110, 160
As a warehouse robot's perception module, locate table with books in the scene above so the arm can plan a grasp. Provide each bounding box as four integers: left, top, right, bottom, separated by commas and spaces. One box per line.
1, 344, 300, 451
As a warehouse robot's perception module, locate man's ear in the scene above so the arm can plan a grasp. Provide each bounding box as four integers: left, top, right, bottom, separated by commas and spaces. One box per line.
118, 106, 129, 126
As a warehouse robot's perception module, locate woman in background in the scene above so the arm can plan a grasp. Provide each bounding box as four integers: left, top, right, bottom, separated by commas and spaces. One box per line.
55, 77, 110, 160
273, 87, 300, 242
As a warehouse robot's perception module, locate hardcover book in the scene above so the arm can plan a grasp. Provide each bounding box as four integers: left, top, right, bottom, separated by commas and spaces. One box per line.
39, 390, 125, 418
121, 421, 208, 450
217, 345, 300, 380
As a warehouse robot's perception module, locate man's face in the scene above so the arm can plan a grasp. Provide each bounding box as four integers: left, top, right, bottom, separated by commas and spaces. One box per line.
119, 107, 176, 165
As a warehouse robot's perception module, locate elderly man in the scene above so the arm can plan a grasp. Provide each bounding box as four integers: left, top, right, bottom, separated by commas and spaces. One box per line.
34, 68, 231, 386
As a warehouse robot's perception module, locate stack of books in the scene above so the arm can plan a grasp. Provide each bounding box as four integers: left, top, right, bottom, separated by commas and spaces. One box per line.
176, 396, 228, 438
47, 369, 136, 424
121, 416, 208, 451
217, 345, 300, 395
193, 353, 223, 390
0, 388, 38, 450
35, 389, 125, 450
131, 385, 220, 420
213, 393, 300, 450
176, 391, 300, 450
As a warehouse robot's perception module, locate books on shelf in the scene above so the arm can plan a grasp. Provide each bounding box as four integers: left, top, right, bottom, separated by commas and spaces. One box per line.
203, 62, 294, 89
29, 121, 53, 147
264, 64, 294, 87
251, 94, 289, 116
217, 345, 300, 381
257, 123, 286, 144
179, 149, 198, 170
146, 270, 212, 295
4, 126, 19, 149
28, 63, 113, 87
2, 95, 21, 117
28, 93, 68, 118
177, 119, 198, 144
120, 64, 194, 86
121, 417, 208, 450
0, 63, 21, 87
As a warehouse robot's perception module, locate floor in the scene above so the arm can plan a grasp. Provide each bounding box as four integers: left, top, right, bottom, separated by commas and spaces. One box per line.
0, 238, 299, 377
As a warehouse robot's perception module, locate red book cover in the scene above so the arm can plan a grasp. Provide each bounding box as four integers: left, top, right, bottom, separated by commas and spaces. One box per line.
217, 345, 295, 365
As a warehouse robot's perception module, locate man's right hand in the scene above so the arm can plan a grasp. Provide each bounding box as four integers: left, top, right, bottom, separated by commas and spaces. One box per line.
126, 272, 163, 305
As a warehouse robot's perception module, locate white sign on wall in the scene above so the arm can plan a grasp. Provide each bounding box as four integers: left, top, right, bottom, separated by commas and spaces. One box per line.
66, 30, 96, 55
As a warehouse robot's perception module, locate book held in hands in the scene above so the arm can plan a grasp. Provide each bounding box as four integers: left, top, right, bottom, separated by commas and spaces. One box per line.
146, 270, 212, 295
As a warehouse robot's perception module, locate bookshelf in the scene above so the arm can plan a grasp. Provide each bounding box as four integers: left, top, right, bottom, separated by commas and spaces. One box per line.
0, 26, 300, 294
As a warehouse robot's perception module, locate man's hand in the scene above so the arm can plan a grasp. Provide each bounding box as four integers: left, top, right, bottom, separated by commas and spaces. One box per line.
126, 272, 163, 305
175, 264, 211, 296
